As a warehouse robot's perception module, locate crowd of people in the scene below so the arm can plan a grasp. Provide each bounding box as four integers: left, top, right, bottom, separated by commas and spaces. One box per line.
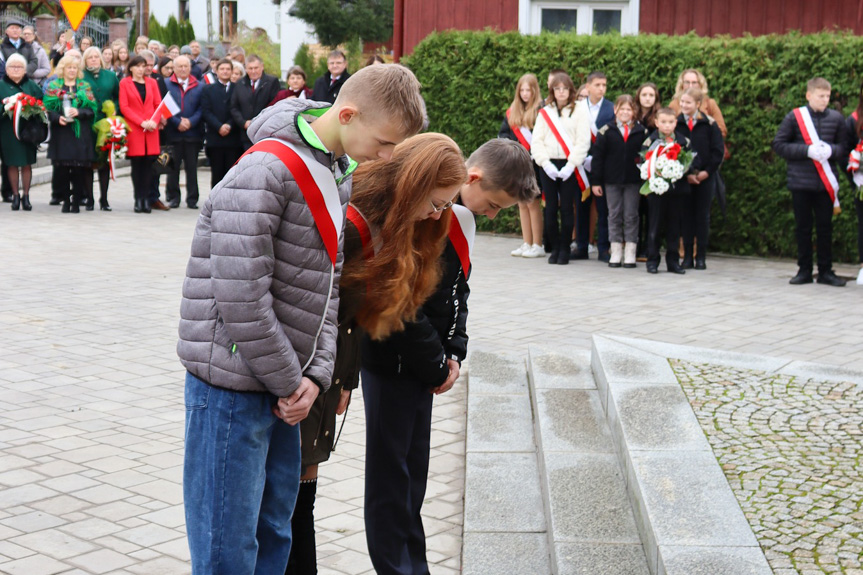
501, 67, 863, 286
0, 18, 369, 215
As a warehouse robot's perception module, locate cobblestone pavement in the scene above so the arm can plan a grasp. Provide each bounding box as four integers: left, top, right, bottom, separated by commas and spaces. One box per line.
2, 173, 863, 574
674, 360, 863, 575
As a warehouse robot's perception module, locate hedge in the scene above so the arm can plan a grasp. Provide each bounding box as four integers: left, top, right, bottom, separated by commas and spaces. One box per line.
403, 30, 863, 261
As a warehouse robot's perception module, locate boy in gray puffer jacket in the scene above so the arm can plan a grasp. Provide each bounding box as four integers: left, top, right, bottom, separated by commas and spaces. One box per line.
177, 64, 425, 575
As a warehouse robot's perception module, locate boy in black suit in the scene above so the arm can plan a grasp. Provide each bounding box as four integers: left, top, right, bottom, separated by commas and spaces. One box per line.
201, 58, 243, 188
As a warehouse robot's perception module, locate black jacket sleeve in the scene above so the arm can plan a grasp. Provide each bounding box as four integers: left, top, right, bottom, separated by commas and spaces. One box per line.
773, 112, 808, 161
706, 122, 725, 175
590, 131, 607, 184
444, 269, 470, 364
386, 312, 450, 387
499, 116, 516, 140
230, 86, 246, 128
831, 113, 850, 170
200, 88, 221, 132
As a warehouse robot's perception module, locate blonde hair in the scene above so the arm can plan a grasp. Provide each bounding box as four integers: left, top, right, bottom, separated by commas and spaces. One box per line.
82, 46, 107, 70
682, 86, 704, 104
55, 54, 83, 80
335, 64, 425, 138
807, 77, 831, 92
508, 74, 541, 130
674, 68, 709, 100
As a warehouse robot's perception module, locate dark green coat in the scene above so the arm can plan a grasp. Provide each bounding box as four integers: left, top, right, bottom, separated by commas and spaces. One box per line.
0, 75, 43, 166
82, 67, 119, 124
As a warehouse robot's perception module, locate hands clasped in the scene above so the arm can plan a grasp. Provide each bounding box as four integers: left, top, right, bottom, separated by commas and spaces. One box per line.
272, 377, 320, 425
807, 141, 832, 162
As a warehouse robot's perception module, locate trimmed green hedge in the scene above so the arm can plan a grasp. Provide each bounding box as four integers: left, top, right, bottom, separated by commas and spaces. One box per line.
403, 30, 863, 261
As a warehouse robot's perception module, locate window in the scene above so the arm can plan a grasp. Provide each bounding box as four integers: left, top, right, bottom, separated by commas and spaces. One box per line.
525, 1, 637, 35
541, 8, 578, 33
593, 9, 622, 34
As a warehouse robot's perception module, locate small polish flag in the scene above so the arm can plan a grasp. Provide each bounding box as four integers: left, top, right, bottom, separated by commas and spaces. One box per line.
203, 72, 216, 85
150, 93, 180, 123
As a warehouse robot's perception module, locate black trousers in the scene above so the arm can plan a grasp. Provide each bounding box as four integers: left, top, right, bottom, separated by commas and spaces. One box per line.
856, 196, 863, 264
637, 194, 650, 255
130, 156, 156, 201
646, 192, 684, 265
362, 368, 433, 575
166, 140, 201, 206
206, 146, 242, 190
1, 159, 11, 200
539, 158, 578, 255
682, 175, 716, 256
791, 189, 834, 274
54, 165, 88, 205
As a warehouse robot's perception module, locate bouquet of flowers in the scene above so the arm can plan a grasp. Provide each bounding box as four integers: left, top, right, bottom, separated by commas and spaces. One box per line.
94, 101, 130, 181
847, 140, 863, 200
2, 92, 48, 142
639, 142, 695, 196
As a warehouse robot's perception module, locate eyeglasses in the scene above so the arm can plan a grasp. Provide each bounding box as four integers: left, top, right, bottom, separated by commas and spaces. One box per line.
429, 199, 453, 213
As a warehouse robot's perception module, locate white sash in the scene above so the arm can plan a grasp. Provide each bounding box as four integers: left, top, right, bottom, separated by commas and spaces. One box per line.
518, 126, 532, 145
451, 204, 476, 256
794, 106, 840, 207
541, 106, 576, 155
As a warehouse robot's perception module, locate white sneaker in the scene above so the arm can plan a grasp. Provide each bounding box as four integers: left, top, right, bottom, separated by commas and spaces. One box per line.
570, 241, 577, 252
523, 244, 545, 258
511, 242, 529, 257
588, 244, 598, 255
856, 267, 863, 285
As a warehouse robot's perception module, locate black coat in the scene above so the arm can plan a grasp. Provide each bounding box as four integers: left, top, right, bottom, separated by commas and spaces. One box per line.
46, 83, 95, 164
311, 71, 351, 104
1, 38, 37, 77
230, 73, 280, 147
676, 112, 724, 176
201, 81, 241, 148
589, 120, 647, 185
362, 239, 470, 388
773, 105, 849, 193
641, 130, 692, 195
844, 113, 862, 186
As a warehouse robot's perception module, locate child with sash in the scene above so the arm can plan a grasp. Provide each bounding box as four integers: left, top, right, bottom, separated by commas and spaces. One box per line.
531, 70, 592, 265
773, 77, 849, 287
176, 64, 426, 574
285, 133, 467, 574
642, 107, 692, 274
590, 95, 647, 268
677, 86, 724, 270
500, 73, 544, 258
362, 139, 538, 575
580, 71, 616, 262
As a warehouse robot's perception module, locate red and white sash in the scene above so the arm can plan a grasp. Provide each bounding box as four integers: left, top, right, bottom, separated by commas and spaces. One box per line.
793, 106, 840, 208
448, 204, 475, 276
506, 108, 532, 151
239, 138, 344, 267
539, 107, 590, 192
347, 204, 376, 261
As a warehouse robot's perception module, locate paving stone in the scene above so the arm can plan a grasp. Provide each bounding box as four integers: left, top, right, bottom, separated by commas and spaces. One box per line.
528, 346, 595, 389
465, 350, 527, 395
535, 389, 613, 453
0, 554, 70, 575
462, 532, 551, 575
556, 542, 650, 575
545, 453, 641, 544
466, 393, 534, 453
658, 545, 773, 575
463, 452, 545, 533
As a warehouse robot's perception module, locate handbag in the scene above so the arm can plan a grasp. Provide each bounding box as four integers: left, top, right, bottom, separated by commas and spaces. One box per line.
152, 144, 177, 174
17, 117, 49, 146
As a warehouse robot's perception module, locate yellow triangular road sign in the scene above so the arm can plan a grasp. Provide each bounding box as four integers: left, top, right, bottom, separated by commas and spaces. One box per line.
60, 0, 92, 32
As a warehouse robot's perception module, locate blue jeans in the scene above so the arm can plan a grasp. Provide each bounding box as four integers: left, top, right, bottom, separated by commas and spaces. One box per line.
183, 372, 301, 575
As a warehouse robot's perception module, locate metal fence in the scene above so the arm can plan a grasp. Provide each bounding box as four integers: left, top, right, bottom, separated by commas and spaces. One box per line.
0, 8, 122, 49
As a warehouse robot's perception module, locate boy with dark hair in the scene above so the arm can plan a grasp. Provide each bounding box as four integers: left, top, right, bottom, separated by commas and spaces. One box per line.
578, 70, 616, 261
773, 77, 849, 286
178, 63, 426, 574
362, 138, 537, 575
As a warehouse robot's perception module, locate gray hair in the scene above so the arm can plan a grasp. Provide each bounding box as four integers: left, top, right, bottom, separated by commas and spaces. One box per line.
5, 53, 27, 69
140, 49, 156, 64
232, 61, 245, 77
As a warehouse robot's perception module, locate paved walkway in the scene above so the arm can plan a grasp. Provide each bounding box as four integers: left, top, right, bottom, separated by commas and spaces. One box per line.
1, 174, 862, 574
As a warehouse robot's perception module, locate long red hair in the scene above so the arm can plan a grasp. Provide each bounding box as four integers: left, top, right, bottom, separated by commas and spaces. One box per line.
342, 133, 467, 340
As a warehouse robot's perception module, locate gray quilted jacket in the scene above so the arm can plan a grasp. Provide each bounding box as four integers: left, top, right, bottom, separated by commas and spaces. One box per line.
177, 98, 351, 396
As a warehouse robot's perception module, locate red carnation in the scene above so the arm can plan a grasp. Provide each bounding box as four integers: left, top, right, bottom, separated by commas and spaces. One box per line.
665, 143, 681, 161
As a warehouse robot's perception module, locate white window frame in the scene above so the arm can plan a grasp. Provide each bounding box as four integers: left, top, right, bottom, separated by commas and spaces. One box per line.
519, 0, 639, 36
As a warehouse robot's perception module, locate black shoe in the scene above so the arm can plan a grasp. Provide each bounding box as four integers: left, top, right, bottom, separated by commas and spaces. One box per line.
85, 198, 95, 211
187, 202, 198, 209
11, 195, 20, 211
169, 198, 180, 209
597, 251, 610, 263
21, 196, 31, 211
62, 201, 71, 213
99, 199, 111, 211
646, 262, 658, 274
681, 255, 694, 270
49, 197, 61, 206
570, 250, 589, 260
2, 194, 12, 203
142, 199, 151, 213
789, 270, 813, 285
134, 199, 142, 213
817, 271, 846, 287
548, 252, 559, 265
666, 259, 685, 274
79, 197, 88, 206
557, 251, 570, 265
70, 202, 80, 213
695, 257, 706, 270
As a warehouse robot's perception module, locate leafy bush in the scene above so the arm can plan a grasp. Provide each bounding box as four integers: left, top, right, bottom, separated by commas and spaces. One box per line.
147, 15, 196, 48
404, 30, 863, 261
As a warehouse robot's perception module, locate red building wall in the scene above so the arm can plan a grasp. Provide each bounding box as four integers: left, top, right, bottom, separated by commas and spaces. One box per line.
640, 0, 863, 36
395, 0, 519, 59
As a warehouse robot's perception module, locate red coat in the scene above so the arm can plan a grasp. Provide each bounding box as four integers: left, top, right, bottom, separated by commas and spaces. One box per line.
119, 76, 161, 157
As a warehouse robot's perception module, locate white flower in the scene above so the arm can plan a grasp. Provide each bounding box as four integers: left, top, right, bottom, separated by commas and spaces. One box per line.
649, 177, 669, 195
640, 162, 650, 180
655, 156, 669, 171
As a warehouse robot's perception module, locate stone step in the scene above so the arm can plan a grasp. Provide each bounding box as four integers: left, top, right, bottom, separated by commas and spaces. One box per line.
528, 346, 651, 575
591, 335, 773, 575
